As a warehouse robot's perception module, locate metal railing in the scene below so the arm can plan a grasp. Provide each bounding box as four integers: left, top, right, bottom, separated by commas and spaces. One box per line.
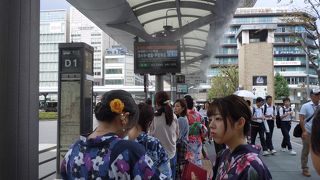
39, 145, 57, 180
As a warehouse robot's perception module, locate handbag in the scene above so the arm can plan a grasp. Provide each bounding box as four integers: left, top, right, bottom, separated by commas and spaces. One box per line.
293, 124, 302, 137
293, 115, 314, 138
181, 161, 207, 180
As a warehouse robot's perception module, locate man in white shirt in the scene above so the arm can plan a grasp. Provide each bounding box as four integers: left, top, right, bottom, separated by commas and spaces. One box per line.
299, 88, 320, 177
264, 95, 276, 154
251, 97, 269, 156
279, 97, 296, 155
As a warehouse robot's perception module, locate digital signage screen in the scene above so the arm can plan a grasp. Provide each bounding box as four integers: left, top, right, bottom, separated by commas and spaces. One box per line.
134, 41, 181, 74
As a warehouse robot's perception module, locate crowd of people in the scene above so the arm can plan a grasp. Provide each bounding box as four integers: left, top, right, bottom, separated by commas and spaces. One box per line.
59, 89, 320, 179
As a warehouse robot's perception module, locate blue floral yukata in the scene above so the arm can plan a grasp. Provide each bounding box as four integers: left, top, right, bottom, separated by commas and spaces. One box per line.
135, 132, 172, 178
60, 132, 164, 179
213, 144, 272, 180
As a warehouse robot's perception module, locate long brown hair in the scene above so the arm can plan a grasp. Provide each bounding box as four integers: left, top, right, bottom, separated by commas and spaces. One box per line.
154, 91, 174, 126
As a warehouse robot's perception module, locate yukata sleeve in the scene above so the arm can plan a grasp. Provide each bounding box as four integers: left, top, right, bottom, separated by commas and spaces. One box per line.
60, 158, 68, 179
237, 159, 272, 180
110, 140, 162, 179
156, 142, 172, 178
60, 144, 75, 180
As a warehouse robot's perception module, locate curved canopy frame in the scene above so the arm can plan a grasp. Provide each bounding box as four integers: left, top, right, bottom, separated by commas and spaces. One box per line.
66, 0, 257, 77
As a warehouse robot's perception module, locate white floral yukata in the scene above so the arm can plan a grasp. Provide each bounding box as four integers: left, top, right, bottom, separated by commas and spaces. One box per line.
61, 133, 164, 179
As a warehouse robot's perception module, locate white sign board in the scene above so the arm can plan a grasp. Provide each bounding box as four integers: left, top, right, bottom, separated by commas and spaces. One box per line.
252, 86, 267, 98
274, 61, 301, 66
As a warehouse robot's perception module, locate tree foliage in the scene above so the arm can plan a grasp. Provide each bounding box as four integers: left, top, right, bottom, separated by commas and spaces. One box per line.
274, 73, 290, 99
208, 66, 238, 99
280, 0, 320, 85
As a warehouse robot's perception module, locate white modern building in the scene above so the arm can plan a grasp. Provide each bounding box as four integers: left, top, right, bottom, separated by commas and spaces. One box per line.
104, 46, 144, 86
39, 10, 69, 100
69, 7, 118, 86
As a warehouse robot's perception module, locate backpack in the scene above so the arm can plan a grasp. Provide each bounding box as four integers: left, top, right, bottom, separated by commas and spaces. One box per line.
276, 107, 292, 128
263, 104, 275, 116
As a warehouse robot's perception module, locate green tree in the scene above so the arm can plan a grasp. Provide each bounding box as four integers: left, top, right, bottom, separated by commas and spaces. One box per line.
208, 66, 238, 99
274, 73, 290, 99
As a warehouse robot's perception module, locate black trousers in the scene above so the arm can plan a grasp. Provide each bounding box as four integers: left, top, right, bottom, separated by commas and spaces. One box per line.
280, 121, 292, 150
266, 120, 275, 150
251, 121, 267, 151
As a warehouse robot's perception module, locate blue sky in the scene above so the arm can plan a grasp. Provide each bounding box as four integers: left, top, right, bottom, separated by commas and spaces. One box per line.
40, 0, 306, 10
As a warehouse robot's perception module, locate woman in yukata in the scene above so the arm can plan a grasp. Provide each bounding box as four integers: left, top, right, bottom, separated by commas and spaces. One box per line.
60, 90, 162, 179
208, 95, 272, 180
128, 102, 172, 178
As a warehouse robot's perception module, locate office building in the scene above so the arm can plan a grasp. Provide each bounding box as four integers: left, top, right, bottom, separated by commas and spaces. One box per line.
104, 46, 144, 86
210, 7, 319, 100
69, 7, 118, 86
39, 10, 69, 100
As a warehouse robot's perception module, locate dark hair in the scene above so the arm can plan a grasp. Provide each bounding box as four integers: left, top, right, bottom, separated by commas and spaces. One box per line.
145, 98, 152, 106
174, 99, 187, 117
137, 103, 154, 132
94, 90, 139, 128
207, 95, 251, 135
311, 109, 320, 155
256, 97, 264, 103
265, 95, 272, 101
184, 95, 194, 110
154, 91, 174, 126
246, 100, 251, 106
282, 97, 290, 103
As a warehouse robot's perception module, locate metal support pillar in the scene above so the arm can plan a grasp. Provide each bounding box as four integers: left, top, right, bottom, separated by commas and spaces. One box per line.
0, 0, 39, 179
306, 53, 310, 98
144, 74, 149, 101
155, 75, 164, 93
171, 74, 177, 102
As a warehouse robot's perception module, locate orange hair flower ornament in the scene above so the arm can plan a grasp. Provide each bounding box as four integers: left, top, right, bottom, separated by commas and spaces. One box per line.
110, 99, 124, 114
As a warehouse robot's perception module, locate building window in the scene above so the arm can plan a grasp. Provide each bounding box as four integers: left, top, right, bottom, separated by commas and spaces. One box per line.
105, 68, 122, 74
104, 79, 123, 85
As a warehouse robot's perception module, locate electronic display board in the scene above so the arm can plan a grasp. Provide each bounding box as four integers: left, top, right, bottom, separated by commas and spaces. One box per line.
134, 41, 181, 74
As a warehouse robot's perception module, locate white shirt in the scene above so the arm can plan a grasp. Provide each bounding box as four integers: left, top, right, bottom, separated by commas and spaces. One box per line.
264, 104, 275, 120
279, 106, 293, 121
253, 106, 264, 123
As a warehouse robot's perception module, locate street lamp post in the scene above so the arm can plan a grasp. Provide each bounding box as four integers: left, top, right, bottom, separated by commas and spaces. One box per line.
301, 33, 310, 98
306, 52, 310, 98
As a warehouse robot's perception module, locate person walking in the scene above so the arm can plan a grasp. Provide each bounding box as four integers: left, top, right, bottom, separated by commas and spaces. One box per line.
173, 99, 189, 179
251, 97, 269, 156
60, 90, 159, 179
264, 95, 276, 154
209, 95, 272, 180
299, 88, 320, 177
150, 91, 179, 180
128, 102, 171, 178
279, 97, 296, 155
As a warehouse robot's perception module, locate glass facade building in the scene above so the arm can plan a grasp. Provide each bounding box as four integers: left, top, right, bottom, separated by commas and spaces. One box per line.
39, 10, 69, 100
70, 7, 118, 86
210, 8, 319, 95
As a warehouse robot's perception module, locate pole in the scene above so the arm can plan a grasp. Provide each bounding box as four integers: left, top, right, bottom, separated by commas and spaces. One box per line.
144, 74, 149, 101
306, 53, 310, 98
171, 74, 176, 103
155, 75, 164, 93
